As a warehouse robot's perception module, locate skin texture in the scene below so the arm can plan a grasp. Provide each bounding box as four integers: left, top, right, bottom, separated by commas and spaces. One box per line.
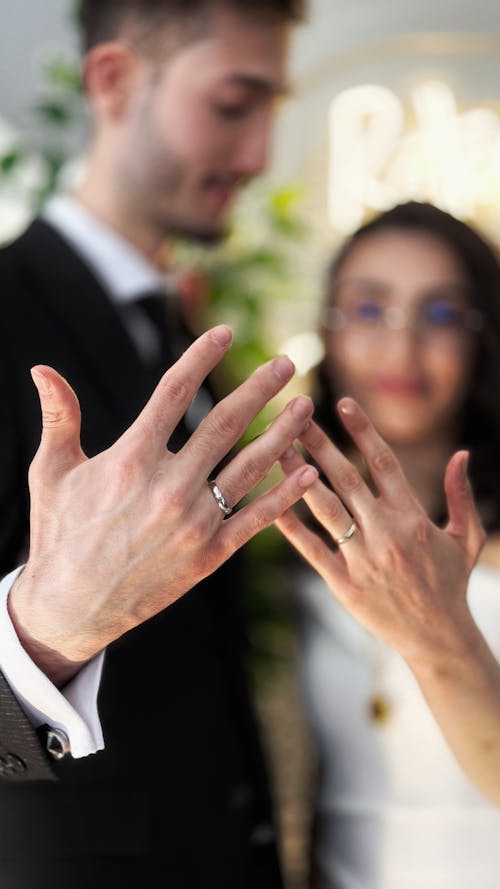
9, 327, 317, 686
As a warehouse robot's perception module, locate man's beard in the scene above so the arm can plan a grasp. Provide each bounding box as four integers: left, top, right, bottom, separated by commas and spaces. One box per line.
149, 201, 232, 246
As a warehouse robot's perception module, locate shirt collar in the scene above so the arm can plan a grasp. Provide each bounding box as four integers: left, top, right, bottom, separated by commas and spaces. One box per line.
43, 194, 167, 305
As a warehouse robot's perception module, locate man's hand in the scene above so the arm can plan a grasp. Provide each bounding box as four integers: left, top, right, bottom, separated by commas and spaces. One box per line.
9, 325, 317, 685
275, 397, 485, 666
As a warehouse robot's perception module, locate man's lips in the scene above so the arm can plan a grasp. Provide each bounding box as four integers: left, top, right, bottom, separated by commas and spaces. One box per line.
203, 177, 241, 208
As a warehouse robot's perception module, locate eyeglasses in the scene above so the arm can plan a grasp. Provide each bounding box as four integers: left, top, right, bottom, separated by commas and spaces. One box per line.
322, 298, 483, 339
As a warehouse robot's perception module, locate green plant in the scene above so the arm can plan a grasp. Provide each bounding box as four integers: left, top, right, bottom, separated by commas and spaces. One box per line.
0, 54, 84, 214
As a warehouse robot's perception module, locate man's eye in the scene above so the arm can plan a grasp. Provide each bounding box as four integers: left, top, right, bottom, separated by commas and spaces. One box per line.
425, 301, 462, 327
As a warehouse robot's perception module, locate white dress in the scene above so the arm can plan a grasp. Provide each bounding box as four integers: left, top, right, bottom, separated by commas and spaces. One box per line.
296, 563, 500, 889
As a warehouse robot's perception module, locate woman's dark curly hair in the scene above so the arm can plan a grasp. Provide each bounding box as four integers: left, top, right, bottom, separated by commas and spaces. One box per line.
313, 201, 500, 532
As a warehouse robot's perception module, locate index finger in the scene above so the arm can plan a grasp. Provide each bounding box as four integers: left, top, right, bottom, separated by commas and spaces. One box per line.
120, 326, 233, 457
337, 397, 416, 509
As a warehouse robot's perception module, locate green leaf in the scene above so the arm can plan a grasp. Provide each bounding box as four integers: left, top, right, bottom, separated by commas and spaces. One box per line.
0, 150, 23, 174
42, 57, 82, 93
33, 100, 75, 126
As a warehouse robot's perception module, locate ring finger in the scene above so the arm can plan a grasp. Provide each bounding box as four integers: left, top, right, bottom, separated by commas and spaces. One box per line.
279, 446, 362, 548
209, 395, 314, 515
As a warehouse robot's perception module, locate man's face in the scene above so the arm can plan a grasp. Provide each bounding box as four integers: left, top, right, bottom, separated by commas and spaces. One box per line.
113, 8, 290, 244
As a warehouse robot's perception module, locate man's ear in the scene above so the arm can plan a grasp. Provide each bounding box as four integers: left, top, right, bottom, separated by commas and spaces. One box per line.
82, 43, 141, 120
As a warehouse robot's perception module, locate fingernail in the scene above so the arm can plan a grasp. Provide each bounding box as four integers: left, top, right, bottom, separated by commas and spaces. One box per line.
30, 367, 52, 395
210, 325, 233, 347
291, 396, 313, 420
272, 356, 295, 381
339, 398, 355, 416
299, 466, 318, 487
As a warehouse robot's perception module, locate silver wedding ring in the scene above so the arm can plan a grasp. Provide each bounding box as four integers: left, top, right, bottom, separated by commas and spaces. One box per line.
209, 482, 232, 517
335, 521, 357, 546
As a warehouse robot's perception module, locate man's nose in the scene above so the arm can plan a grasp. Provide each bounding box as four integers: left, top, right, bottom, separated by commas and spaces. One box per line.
235, 114, 272, 177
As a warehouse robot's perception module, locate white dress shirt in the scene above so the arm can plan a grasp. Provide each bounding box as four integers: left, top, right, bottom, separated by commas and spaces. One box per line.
0, 195, 172, 758
297, 563, 500, 889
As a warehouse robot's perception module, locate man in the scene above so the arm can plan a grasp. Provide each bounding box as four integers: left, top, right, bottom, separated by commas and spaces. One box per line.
0, 2, 309, 887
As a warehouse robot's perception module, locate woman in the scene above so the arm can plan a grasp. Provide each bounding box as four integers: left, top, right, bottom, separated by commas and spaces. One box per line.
279, 203, 500, 889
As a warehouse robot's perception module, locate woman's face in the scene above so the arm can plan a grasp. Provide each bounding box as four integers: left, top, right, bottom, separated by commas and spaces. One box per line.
325, 228, 478, 446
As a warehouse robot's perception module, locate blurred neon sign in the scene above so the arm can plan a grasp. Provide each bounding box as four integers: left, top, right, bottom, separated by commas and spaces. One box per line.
329, 81, 500, 233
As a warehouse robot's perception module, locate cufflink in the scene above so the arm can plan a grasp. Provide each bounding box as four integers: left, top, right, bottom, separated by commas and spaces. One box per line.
45, 728, 71, 761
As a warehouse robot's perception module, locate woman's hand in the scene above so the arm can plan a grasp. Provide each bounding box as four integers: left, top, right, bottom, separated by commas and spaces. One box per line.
276, 398, 500, 805
276, 397, 485, 663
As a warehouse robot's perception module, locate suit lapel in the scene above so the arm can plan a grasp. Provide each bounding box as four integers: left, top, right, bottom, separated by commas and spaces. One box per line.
17, 219, 157, 425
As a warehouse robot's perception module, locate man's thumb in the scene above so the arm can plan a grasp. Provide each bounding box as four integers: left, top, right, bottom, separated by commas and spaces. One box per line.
30, 366, 85, 476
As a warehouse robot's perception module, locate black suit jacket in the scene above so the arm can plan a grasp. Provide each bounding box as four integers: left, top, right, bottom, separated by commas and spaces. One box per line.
0, 220, 282, 889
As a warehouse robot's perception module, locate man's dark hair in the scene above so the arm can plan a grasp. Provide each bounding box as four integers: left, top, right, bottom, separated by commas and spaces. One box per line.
78, 0, 306, 53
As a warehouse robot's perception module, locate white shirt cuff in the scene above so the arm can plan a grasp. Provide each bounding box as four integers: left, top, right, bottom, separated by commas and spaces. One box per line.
0, 567, 105, 758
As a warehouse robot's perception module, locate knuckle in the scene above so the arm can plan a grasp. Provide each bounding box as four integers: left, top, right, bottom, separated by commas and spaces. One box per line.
42, 406, 68, 428
160, 377, 190, 406
205, 409, 243, 443
412, 517, 433, 546
337, 467, 363, 494
164, 481, 189, 517
371, 446, 398, 476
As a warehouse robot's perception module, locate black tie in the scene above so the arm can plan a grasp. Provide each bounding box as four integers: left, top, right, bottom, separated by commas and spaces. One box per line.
132, 291, 213, 448
133, 291, 177, 383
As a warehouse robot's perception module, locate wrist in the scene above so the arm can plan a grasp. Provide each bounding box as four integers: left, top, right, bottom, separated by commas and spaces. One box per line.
401, 609, 487, 684
7, 574, 92, 688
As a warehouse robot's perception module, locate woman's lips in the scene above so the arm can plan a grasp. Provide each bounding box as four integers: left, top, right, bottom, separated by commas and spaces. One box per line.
372, 376, 427, 396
